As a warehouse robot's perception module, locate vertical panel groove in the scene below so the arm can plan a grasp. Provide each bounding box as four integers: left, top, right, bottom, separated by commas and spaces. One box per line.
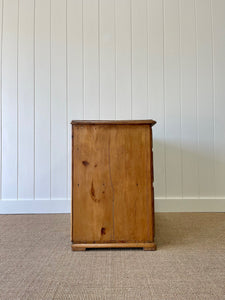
180, 0, 198, 197
33, 0, 36, 200
49, 0, 52, 201
194, 0, 200, 199
82, 0, 84, 119
66, 0, 68, 200
130, 0, 132, 119
83, 0, 100, 119
212, 0, 225, 197
196, 0, 215, 198
51, 0, 67, 199
35, 0, 51, 200
0, 0, 3, 200
178, 0, 183, 199
162, 0, 167, 198
210, 0, 216, 198
114, 0, 117, 120
98, 0, 100, 119
146, 0, 149, 118
98, 0, 100, 118
16, 0, 19, 201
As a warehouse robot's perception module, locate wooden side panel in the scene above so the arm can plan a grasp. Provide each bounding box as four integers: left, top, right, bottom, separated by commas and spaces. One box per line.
72, 124, 153, 243
112, 125, 152, 242
72, 125, 114, 242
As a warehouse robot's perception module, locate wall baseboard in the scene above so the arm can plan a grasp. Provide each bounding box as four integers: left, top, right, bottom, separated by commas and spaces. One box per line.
155, 197, 225, 212
0, 198, 224, 214
0, 200, 71, 214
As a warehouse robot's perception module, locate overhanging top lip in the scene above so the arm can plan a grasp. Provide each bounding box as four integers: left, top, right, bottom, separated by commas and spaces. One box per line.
71, 120, 156, 126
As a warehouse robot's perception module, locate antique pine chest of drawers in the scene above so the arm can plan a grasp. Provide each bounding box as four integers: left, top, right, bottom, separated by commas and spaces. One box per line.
71, 120, 156, 251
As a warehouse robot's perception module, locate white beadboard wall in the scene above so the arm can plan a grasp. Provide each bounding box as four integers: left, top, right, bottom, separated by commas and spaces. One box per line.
0, 0, 225, 213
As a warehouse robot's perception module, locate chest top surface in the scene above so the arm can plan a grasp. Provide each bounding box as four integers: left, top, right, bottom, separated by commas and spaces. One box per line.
71, 120, 156, 126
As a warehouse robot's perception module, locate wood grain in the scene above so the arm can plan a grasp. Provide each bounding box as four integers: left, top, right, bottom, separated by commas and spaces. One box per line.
72, 125, 114, 242
71, 122, 156, 249
110, 125, 152, 242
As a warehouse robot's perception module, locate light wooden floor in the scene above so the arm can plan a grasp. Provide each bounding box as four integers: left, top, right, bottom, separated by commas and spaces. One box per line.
0, 213, 224, 299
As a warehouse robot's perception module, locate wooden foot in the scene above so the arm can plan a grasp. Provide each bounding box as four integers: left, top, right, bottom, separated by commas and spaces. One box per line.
72, 246, 86, 251
143, 244, 156, 251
